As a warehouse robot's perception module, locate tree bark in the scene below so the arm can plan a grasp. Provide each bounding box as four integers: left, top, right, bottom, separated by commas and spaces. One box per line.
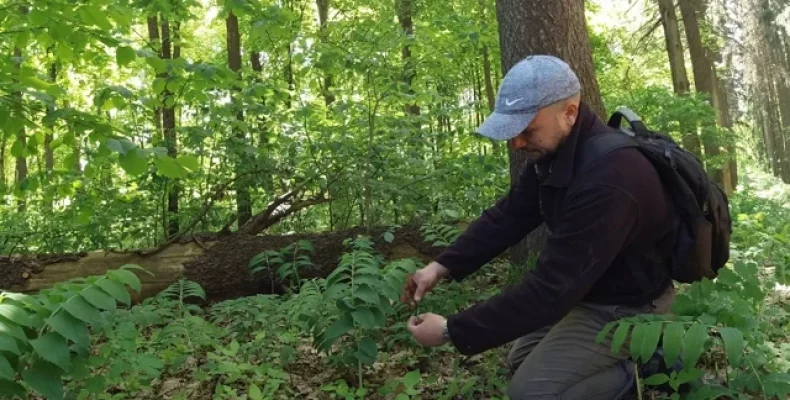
396, 0, 420, 117
45, 62, 56, 174
658, 0, 704, 158
147, 15, 163, 136
13, 46, 27, 212
161, 17, 180, 238
679, 0, 729, 186
658, 0, 691, 95
496, 0, 605, 262
316, 0, 335, 106
226, 11, 253, 226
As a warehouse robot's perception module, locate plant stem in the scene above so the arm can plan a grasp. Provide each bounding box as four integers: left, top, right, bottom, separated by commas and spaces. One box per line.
635, 362, 643, 400
747, 359, 768, 400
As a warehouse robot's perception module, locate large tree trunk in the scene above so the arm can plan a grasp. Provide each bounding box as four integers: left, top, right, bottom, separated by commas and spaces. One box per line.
496, 0, 605, 263
161, 17, 180, 238
13, 46, 27, 212
147, 15, 163, 135
226, 11, 253, 226
658, 0, 704, 158
316, 0, 335, 106
396, 0, 420, 117
658, 0, 691, 95
679, 0, 726, 186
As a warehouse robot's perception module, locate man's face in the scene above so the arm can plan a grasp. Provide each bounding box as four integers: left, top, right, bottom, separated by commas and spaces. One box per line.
510, 101, 578, 163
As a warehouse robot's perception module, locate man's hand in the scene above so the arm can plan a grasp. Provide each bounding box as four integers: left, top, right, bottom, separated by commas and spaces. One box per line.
407, 313, 448, 347
401, 262, 450, 309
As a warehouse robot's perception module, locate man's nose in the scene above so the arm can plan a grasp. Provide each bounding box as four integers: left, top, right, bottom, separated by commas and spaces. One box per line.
510, 135, 527, 149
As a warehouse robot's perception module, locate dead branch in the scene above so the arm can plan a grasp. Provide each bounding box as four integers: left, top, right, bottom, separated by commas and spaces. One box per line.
239, 196, 330, 236
137, 168, 269, 256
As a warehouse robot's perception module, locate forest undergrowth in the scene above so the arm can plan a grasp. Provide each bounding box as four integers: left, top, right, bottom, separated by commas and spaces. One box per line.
0, 167, 788, 400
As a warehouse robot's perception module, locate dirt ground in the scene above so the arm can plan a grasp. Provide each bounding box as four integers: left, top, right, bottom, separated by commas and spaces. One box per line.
183, 222, 443, 302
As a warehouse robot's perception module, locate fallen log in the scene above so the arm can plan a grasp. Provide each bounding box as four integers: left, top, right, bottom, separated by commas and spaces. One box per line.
0, 223, 444, 303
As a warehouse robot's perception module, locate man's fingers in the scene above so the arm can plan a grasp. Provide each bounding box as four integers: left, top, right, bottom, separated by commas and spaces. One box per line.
407, 315, 423, 330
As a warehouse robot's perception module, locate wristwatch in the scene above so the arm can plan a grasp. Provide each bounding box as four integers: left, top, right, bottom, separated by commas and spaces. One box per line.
441, 320, 452, 345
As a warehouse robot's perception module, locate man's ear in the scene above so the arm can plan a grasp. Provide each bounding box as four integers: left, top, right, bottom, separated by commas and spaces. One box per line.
562, 102, 578, 127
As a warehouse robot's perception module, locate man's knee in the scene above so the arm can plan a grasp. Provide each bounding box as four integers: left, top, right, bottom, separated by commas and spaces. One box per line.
505, 361, 635, 400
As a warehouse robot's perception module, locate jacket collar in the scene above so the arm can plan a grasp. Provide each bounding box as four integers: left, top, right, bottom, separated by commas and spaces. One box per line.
534, 102, 612, 187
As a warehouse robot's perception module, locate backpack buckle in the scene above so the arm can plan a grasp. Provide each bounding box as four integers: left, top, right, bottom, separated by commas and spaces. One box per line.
664, 147, 677, 169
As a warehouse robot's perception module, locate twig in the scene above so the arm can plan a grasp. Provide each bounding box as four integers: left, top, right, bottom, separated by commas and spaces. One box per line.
137, 167, 269, 256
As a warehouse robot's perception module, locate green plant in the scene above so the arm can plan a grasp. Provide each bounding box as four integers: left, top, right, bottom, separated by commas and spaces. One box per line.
309, 236, 418, 388
0, 264, 146, 399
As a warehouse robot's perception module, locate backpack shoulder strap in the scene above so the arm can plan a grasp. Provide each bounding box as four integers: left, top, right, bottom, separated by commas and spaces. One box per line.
578, 132, 639, 172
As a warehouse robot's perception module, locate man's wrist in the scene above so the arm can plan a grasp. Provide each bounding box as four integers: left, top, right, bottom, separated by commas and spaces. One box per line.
442, 320, 452, 345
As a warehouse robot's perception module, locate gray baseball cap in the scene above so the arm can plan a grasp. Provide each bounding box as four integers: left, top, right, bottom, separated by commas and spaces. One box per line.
477, 55, 581, 141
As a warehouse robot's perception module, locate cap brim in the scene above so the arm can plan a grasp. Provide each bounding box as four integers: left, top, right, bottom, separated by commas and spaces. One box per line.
476, 111, 536, 141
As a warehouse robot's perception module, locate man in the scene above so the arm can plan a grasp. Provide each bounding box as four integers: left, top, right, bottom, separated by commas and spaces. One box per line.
401, 55, 678, 399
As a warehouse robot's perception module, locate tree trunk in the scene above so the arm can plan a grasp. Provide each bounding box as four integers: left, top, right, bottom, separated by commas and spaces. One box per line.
147, 15, 163, 136
396, 0, 420, 117
679, 0, 728, 186
658, 0, 691, 95
658, 0, 704, 158
161, 17, 180, 238
226, 11, 252, 226
496, 0, 605, 263
316, 0, 335, 106
45, 62, 56, 174
13, 46, 27, 212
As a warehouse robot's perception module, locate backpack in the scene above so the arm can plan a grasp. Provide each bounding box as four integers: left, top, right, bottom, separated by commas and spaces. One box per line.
580, 107, 733, 283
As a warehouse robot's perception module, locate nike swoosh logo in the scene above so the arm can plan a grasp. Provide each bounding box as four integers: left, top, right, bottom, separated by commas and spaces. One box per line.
505, 98, 523, 106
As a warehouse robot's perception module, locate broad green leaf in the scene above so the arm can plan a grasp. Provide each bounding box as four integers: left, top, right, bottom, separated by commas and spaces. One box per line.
22, 359, 64, 400
351, 307, 377, 328
715, 268, 739, 286
0, 303, 33, 327
403, 370, 421, 388
630, 323, 646, 360
108, 269, 142, 293
354, 284, 380, 305
177, 155, 200, 172
718, 327, 744, 367
47, 310, 90, 349
596, 321, 617, 344
640, 322, 663, 363
611, 322, 631, 354
674, 367, 704, 385
371, 307, 386, 326
58, 43, 74, 62
28, 9, 48, 26
0, 336, 20, 355
0, 379, 26, 398
662, 322, 685, 368
82, 5, 113, 30
154, 155, 187, 179
642, 373, 670, 386
0, 317, 27, 341
62, 295, 102, 325
0, 354, 14, 381
384, 232, 395, 243
96, 279, 131, 305
682, 323, 707, 368
10, 138, 25, 158
357, 337, 377, 360
106, 139, 125, 154
153, 78, 167, 94
30, 332, 70, 372
119, 150, 149, 176
116, 46, 136, 66
249, 383, 263, 400
84, 376, 106, 393
323, 313, 353, 340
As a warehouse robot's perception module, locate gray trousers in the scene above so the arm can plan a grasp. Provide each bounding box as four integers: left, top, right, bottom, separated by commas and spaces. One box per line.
505, 285, 675, 400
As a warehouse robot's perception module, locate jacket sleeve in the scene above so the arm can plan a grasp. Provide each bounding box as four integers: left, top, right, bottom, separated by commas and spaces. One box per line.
435, 163, 543, 281
445, 182, 641, 356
